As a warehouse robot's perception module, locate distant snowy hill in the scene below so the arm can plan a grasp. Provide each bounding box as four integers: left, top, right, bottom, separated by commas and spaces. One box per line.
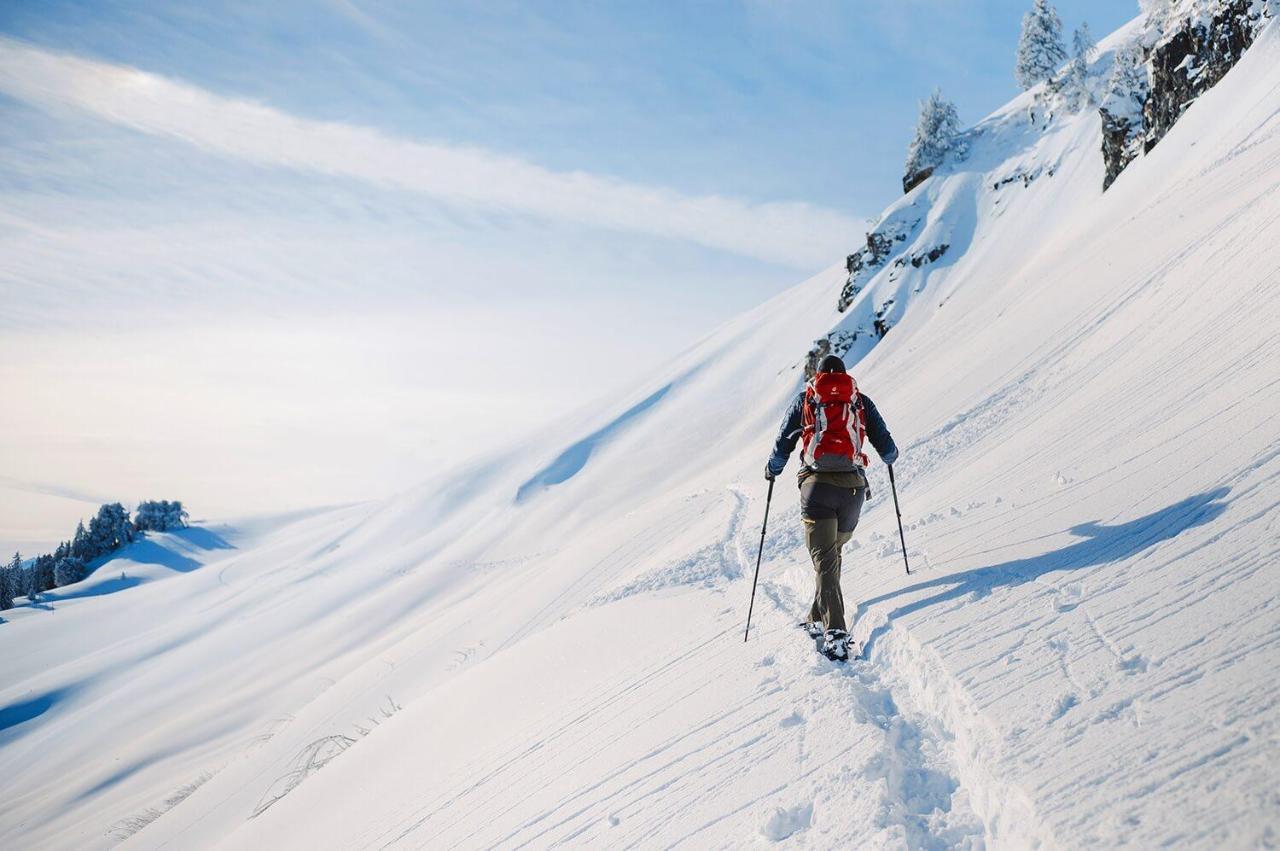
2, 10, 1278, 850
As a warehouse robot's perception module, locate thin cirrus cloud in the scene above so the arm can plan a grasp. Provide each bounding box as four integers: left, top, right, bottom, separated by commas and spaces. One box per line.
0, 36, 861, 270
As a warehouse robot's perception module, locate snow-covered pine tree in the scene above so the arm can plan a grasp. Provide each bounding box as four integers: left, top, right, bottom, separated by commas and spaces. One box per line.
134, 501, 155, 532
88, 502, 135, 553
34, 554, 56, 594
70, 519, 94, 562
0, 552, 18, 609
1066, 23, 1098, 111
903, 89, 964, 192
53, 556, 86, 588
134, 499, 189, 532
1015, 0, 1068, 91
88, 506, 114, 556
1139, 0, 1175, 37
1073, 24, 1096, 67
167, 501, 188, 530
27, 554, 50, 599
115, 503, 136, 547
1103, 44, 1150, 123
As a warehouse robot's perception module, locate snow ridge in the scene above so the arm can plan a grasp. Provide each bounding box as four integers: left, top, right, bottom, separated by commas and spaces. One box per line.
2, 12, 1279, 851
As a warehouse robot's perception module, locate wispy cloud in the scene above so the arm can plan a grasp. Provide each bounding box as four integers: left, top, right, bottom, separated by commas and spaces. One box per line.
0, 36, 860, 269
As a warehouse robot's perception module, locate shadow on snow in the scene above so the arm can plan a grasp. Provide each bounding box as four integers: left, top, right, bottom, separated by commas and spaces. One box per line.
856, 487, 1231, 661
12, 526, 237, 609
515, 383, 673, 504
0, 686, 79, 739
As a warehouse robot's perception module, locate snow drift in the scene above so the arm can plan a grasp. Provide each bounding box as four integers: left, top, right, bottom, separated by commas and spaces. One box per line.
2, 12, 1279, 851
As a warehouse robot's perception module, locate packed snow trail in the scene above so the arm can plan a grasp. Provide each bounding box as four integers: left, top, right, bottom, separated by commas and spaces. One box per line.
3, 15, 1280, 851
219, 585, 993, 850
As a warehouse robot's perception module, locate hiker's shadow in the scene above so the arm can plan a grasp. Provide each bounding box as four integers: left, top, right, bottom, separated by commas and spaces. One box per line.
856, 487, 1231, 660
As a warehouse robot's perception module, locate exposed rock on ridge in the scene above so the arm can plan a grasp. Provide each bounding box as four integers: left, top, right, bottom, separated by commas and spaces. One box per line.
1102, 0, 1271, 189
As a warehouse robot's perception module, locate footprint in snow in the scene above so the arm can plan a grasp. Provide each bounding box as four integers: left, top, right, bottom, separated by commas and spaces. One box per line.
1054, 583, 1083, 612
1050, 692, 1079, 721
759, 802, 813, 841
1116, 654, 1149, 674
779, 711, 805, 728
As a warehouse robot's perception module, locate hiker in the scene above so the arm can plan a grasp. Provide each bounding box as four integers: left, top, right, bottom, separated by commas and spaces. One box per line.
765, 354, 898, 661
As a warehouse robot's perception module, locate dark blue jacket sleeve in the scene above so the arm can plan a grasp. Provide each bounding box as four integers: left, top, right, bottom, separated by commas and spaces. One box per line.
766, 392, 805, 476
860, 394, 898, 464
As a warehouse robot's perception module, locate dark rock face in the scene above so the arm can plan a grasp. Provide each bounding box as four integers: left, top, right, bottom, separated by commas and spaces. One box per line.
902, 165, 934, 195
873, 297, 896, 338
1101, 109, 1141, 191
994, 165, 1056, 192
804, 331, 857, 378
910, 244, 949, 268
1102, 0, 1265, 190
838, 219, 918, 312
1144, 0, 1257, 153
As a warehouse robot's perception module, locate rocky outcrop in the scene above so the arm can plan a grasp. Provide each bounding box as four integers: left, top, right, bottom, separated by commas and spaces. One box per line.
994, 165, 1056, 192
902, 166, 934, 195
1143, 0, 1258, 153
1101, 109, 1143, 190
1102, 0, 1269, 190
804, 331, 857, 378
909, 244, 949, 268
838, 218, 918, 312
872, 299, 896, 338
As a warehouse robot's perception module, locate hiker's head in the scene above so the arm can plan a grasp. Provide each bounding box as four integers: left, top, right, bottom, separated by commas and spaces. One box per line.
816, 354, 846, 374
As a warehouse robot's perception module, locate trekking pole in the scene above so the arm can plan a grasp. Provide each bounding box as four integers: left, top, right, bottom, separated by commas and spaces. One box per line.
743, 477, 775, 642
888, 464, 911, 576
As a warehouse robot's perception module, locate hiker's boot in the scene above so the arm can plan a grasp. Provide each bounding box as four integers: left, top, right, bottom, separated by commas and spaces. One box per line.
822, 629, 851, 662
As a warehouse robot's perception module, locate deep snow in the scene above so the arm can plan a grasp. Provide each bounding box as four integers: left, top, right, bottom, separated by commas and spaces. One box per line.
2, 16, 1279, 851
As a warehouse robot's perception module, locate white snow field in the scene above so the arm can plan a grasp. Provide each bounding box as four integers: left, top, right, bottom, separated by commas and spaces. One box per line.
3, 18, 1280, 851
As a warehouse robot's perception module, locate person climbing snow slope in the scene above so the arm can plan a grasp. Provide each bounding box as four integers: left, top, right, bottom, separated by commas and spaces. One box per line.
765, 354, 898, 661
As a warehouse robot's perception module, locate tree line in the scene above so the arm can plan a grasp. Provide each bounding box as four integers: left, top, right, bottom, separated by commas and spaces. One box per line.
0, 500, 188, 610
903, 0, 1100, 191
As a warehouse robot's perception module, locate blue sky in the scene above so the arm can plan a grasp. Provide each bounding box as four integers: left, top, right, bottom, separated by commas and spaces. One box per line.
2, 1, 1131, 211
0, 1, 1137, 549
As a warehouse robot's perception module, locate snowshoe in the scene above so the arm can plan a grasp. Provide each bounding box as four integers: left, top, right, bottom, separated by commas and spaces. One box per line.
822, 629, 852, 662
798, 621, 824, 639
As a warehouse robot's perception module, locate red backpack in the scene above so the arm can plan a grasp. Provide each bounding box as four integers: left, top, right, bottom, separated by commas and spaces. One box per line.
801, 372, 869, 472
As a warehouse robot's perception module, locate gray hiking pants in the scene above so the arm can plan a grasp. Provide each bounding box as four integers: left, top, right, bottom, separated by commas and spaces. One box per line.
800, 479, 865, 633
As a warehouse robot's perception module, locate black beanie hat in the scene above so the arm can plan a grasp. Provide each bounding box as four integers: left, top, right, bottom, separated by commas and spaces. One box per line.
816, 354, 846, 374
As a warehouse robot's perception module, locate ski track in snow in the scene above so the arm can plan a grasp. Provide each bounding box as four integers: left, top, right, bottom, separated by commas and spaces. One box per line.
361, 602, 988, 850
352, 489, 1004, 850
4, 17, 1280, 851
759, 581, 992, 850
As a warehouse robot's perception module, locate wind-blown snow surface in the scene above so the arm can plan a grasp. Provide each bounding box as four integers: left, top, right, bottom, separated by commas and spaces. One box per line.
3, 21, 1279, 851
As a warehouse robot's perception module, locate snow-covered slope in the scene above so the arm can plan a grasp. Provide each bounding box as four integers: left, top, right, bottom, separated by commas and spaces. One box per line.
3, 17, 1279, 851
